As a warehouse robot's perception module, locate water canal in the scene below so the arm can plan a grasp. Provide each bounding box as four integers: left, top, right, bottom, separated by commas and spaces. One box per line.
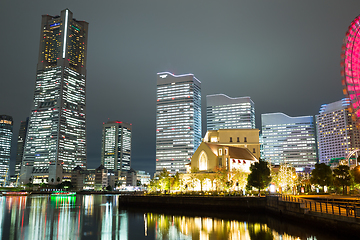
0, 194, 349, 239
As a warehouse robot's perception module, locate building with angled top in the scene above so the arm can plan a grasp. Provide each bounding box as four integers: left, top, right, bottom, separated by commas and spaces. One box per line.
101, 121, 132, 181
207, 94, 255, 130
261, 113, 317, 171
0, 115, 13, 185
20, 9, 88, 184
156, 72, 201, 175
316, 98, 360, 165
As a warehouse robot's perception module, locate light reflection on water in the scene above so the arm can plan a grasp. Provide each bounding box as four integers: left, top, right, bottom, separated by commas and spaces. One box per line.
0, 194, 344, 240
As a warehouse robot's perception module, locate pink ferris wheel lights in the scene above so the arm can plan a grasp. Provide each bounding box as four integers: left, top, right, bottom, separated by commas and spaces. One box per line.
341, 15, 360, 123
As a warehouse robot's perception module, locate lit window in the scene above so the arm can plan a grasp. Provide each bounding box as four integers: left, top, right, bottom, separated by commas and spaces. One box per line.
199, 151, 207, 171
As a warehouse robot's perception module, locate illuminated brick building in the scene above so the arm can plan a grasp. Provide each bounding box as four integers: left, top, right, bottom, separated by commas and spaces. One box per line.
21, 9, 88, 184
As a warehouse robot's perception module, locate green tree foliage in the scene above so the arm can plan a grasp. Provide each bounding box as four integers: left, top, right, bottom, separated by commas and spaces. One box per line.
310, 163, 333, 191
247, 160, 271, 194
333, 165, 352, 195
136, 180, 142, 186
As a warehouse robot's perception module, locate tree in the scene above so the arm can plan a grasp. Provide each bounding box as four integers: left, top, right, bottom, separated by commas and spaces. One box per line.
170, 172, 181, 191
247, 159, 271, 194
310, 163, 333, 192
272, 164, 296, 193
136, 180, 142, 186
333, 165, 352, 195
148, 178, 160, 193
213, 167, 228, 191
230, 169, 248, 191
158, 168, 170, 193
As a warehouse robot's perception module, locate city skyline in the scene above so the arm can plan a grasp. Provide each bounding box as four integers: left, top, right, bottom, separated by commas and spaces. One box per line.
1, 1, 360, 175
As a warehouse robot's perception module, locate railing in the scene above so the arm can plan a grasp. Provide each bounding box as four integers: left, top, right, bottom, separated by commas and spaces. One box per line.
272, 194, 359, 219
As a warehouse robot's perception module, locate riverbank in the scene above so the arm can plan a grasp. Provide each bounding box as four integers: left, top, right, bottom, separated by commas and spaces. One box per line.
119, 194, 360, 237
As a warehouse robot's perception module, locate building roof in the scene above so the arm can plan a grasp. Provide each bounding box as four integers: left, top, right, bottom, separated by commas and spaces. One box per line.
204, 143, 258, 161
73, 165, 83, 171
96, 164, 106, 170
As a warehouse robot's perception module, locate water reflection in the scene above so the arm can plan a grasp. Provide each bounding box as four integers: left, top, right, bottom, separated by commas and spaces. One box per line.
147, 213, 276, 240
0, 195, 346, 239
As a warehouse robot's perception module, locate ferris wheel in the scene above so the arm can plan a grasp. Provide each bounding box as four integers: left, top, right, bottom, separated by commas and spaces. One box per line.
341, 15, 360, 124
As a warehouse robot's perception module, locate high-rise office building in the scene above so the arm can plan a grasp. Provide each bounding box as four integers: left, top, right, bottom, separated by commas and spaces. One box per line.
156, 72, 201, 175
21, 9, 88, 184
14, 118, 29, 179
316, 98, 360, 165
101, 121, 132, 180
0, 115, 13, 185
261, 113, 317, 171
207, 94, 255, 130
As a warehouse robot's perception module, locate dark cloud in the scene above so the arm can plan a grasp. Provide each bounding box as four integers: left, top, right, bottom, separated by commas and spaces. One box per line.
1, 0, 359, 176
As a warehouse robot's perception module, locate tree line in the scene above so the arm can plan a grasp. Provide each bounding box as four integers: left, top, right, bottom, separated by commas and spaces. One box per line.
148, 160, 360, 195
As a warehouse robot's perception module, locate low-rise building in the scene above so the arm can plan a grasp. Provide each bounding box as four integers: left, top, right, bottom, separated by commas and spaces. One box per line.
94, 165, 108, 191
136, 170, 151, 186
71, 166, 85, 191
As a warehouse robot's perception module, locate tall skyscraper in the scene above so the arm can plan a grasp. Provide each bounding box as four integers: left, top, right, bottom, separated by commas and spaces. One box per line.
156, 72, 201, 175
0, 115, 13, 185
316, 98, 360, 165
261, 113, 317, 171
21, 9, 88, 184
14, 118, 29, 179
101, 121, 132, 181
207, 94, 255, 130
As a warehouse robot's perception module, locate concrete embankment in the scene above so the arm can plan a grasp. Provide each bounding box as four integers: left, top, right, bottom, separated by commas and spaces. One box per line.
119, 195, 266, 212
119, 195, 360, 236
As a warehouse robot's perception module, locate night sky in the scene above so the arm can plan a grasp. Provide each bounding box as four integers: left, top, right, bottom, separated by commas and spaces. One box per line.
1, 0, 360, 176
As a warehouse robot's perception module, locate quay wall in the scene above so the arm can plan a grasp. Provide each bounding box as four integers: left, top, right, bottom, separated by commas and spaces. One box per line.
119, 195, 360, 235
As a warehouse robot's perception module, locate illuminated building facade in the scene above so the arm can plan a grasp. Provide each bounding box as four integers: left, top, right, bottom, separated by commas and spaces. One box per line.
207, 94, 255, 130
156, 72, 201, 175
101, 121, 132, 179
21, 9, 88, 184
203, 129, 260, 159
0, 115, 13, 185
316, 99, 360, 165
261, 113, 317, 171
14, 118, 29, 179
